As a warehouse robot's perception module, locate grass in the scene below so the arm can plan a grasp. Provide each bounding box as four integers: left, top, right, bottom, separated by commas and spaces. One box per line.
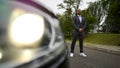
84, 33, 120, 46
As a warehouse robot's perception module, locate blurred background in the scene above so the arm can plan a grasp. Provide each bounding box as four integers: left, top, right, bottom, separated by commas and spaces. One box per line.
43, 0, 120, 46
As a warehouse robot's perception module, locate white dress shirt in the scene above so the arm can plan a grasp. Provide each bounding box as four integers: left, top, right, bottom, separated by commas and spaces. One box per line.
78, 15, 82, 23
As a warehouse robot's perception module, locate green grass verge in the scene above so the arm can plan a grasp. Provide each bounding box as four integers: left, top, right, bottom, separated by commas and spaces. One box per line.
84, 33, 120, 46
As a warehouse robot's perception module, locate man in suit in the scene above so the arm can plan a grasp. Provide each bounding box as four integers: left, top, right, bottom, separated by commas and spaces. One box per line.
70, 9, 87, 57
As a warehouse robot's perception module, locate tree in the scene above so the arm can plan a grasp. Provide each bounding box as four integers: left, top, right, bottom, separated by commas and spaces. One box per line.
87, 1, 109, 28
105, 0, 120, 33
82, 10, 97, 34
57, 13, 73, 39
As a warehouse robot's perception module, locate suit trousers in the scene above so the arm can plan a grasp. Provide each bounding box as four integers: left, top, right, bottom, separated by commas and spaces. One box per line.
71, 31, 84, 53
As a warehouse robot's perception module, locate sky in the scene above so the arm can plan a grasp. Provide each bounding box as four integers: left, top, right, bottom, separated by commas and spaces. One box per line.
39, 0, 97, 14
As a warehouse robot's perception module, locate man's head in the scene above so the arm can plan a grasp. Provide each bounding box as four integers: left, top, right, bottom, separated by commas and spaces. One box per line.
76, 9, 81, 15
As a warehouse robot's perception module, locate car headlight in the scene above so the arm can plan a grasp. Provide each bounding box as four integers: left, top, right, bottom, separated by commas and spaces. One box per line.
0, 1, 67, 68
0, 51, 2, 60
8, 9, 45, 48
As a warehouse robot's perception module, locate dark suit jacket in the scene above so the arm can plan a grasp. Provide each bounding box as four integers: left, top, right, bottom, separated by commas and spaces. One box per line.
72, 15, 86, 32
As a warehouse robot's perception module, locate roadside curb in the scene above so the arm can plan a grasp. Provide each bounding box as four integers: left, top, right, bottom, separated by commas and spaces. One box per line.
84, 43, 120, 55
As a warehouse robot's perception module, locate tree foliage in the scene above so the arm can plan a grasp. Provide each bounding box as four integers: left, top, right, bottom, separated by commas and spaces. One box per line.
82, 0, 120, 33
82, 10, 97, 33
104, 0, 120, 33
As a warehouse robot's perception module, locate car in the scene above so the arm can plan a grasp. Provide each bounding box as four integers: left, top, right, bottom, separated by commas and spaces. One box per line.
0, 0, 68, 68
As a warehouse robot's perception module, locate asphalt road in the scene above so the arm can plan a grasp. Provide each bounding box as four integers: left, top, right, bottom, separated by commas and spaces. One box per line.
67, 43, 120, 68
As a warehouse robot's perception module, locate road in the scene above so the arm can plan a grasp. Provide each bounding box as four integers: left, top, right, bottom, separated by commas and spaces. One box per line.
67, 43, 120, 68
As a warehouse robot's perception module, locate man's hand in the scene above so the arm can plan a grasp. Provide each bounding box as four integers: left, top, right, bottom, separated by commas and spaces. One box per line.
79, 28, 83, 32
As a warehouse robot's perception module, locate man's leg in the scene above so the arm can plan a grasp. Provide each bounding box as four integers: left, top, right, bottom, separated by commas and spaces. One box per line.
79, 32, 84, 53
71, 32, 78, 53
79, 32, 87, 57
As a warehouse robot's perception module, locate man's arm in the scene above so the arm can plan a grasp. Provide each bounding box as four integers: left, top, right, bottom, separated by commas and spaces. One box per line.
83, 17, 86, 30
72, 16, 79, 31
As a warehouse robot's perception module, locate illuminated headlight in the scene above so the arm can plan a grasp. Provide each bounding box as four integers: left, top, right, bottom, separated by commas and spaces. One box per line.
8, 9, 45, 48
0, 51, 2, 60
